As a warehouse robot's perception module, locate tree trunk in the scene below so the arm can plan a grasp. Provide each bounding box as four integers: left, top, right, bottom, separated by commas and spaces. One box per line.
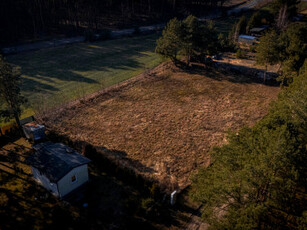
186, 52, 191, 67
173, 0, 176, 11
277, 4, 288, 29
13, 111, 22, 133
38, 0, 45, 32
121, 2, 124, 17
148, 0, 151, 13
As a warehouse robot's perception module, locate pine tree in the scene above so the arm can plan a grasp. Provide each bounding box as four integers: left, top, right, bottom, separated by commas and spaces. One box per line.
181, 15, 199, 66
155, 18, 182, 63
0, 56, 27, 129
256, 30, 280, 83
278, 23, 307, 84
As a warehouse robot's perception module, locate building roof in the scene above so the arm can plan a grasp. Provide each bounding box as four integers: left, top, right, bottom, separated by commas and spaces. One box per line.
239, 35, 256, 40
22, 122, 46, 141
250, 25, 269, 32
23, 122, 45, 133
27, 142, 91, 182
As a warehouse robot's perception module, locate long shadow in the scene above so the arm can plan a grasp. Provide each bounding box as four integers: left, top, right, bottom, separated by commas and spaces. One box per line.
8, 35, 159, 103
0, 184, 81, 230
47, 132, 157, 183
0, 168, 30, 182
94, 145, 156, 174
44, 134, 185, 228
0, 136, 187, 229
176, 61, 279, 86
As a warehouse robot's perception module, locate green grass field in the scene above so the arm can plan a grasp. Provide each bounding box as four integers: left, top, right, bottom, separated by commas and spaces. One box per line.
4, 34, 161, 125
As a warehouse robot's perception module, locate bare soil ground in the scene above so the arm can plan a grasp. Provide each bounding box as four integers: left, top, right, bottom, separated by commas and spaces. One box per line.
40, 62, 280, 191
216, 52, 280, 73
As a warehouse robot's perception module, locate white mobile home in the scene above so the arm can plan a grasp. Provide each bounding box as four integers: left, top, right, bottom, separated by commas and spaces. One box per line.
27, 142, 91, 198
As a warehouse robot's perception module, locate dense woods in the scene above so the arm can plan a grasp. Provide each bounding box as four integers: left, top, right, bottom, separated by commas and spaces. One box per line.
0, 0, 230, 44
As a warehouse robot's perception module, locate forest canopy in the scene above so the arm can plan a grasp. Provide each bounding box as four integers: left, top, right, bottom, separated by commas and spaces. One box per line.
0, 0, 230, 44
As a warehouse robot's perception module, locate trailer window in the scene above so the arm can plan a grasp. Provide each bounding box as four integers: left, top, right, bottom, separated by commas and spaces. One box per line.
71, 175, 77, 183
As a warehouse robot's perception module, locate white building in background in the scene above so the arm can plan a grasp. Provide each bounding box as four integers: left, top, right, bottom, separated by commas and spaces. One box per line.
27, 142, 91, 198
238, 35, 257, 45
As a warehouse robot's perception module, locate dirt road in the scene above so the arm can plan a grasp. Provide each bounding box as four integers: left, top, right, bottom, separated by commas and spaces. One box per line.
228, 0, 269, 14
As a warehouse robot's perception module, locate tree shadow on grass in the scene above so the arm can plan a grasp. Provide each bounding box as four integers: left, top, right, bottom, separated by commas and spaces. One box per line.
94, 145, 157, 174
0, 185, 82, 230
9, 35, 159, 101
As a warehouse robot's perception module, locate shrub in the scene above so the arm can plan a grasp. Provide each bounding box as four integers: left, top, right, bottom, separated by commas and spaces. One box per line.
236, 49, 247, 59
141, 198, 154, 211
249, 45, 257, 53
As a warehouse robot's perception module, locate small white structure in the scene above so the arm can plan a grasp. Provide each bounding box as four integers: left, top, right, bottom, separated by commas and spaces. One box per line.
23, 122, 46, 141
27, 142, 91, 198
170, 190, 177, 205
238, 35, 257, 45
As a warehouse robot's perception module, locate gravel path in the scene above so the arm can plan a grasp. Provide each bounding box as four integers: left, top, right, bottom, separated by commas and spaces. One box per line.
228, 0, 268, 14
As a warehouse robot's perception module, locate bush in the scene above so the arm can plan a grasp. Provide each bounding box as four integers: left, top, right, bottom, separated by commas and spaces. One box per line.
236, 49, 247, 59
249, 45, 257, 53
218, 33, 236, 52
141, 198, 154, 211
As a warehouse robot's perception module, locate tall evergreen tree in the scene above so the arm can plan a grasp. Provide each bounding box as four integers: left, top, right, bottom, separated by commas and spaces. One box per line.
0, 56, 26, 129
155, 18, 182, 63
278, 23, 307, 84
181, 15, 200, 66
256, 30, 280, 83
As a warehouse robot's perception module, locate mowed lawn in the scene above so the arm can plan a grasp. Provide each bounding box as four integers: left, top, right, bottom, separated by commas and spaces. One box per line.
6, 34, 161, 121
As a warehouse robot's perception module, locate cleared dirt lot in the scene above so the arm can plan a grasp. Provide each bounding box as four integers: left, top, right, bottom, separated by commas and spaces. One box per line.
41, 63, 280, 190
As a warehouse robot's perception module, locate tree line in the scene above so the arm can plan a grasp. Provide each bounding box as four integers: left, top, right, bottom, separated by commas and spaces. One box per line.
0, 0, 230, 44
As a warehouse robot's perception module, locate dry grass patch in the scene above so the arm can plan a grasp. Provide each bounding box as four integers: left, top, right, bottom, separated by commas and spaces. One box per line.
41, 63, 280, 190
